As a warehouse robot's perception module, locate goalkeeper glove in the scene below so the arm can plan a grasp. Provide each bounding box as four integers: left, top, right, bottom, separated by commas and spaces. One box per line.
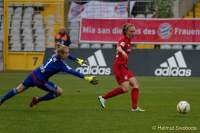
76, 58, 87, 66
84, 76, 98, 85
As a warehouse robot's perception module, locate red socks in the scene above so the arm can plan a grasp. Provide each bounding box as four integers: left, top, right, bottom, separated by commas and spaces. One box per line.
102, 87, 139, 109
102, 87, 125, 99
131, 88, 139, 109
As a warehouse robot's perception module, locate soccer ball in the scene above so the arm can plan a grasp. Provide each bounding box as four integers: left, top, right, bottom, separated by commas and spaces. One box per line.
177, 101, 190, 114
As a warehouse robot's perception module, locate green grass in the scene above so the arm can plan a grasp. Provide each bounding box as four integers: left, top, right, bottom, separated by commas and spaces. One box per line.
0, 72, 199, 133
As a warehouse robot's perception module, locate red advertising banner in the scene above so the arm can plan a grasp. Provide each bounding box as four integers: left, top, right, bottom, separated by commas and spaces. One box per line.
80, 18, 200, 44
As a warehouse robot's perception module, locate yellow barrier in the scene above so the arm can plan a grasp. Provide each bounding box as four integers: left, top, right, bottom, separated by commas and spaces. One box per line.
136, 44, 155, 49
6, 52, 44, 71
185, 2, 200, 18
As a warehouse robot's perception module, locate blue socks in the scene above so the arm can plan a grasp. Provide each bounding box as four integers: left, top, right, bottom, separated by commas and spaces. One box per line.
38, 92, 57, 102
0, 89, 58, 105
0, 88, 18, 104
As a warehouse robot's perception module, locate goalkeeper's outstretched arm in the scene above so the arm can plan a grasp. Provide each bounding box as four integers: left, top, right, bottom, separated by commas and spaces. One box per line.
62, 63, 98, 85
68, 53, 87, 66
56, 44, 87, 66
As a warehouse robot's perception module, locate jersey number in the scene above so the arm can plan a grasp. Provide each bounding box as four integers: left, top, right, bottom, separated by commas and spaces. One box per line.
33, 57, 39, 66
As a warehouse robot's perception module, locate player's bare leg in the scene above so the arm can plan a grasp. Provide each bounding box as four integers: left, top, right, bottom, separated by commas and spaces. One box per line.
30, 86, 63, 107
0, 84, 26, 106
98, 81, 129, 109
129, 77, 145, 112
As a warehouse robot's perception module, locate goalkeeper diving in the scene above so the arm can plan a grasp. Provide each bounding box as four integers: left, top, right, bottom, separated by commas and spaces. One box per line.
0, 45, 98, 107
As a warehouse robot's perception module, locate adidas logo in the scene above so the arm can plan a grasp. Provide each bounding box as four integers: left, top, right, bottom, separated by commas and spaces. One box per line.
76, 50, 111, 75
154, 51, 192, 77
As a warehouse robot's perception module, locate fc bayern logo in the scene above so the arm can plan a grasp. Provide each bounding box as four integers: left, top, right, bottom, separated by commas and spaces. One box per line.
114, 3, 127, 15
158, 23, 173, 39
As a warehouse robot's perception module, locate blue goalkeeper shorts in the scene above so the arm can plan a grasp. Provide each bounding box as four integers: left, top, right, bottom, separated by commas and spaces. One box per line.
22, 73, 57, 93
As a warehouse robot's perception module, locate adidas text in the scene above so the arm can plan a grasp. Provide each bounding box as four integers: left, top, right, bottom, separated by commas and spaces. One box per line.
76, 66, 111, 75
154, 67, 192, 77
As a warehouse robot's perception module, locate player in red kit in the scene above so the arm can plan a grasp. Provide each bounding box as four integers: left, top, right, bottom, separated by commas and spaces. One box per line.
98, 23, 145, 112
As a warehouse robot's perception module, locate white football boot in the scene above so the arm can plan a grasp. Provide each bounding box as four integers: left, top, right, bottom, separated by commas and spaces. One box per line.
98, 96, 106, 109
131, 107, 145, 112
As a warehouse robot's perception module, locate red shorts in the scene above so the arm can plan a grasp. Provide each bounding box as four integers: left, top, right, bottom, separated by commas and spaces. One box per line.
113, 63, 135, 85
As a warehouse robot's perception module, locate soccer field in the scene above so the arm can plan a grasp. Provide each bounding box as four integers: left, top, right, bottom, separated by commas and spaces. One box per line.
0, 72, 199, 133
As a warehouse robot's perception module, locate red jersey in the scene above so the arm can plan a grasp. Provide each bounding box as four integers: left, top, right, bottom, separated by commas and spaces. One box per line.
114, 35, 132, 65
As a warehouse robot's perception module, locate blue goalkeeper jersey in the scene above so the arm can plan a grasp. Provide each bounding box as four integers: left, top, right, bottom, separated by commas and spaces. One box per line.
33, 54, 84, 81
